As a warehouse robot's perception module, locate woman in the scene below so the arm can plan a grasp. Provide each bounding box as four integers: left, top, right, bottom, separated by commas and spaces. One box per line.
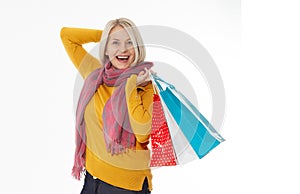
60, 18, 154, 194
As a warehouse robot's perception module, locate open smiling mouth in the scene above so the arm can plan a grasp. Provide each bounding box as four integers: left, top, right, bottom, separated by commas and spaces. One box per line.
116, 55, 129, 63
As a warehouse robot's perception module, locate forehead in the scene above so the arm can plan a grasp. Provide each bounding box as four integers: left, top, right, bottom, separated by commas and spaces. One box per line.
109, 25, 131, 40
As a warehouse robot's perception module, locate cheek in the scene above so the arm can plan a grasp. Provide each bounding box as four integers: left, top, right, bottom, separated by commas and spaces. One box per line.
106, 48, 117, 58
129, 48, 136, 57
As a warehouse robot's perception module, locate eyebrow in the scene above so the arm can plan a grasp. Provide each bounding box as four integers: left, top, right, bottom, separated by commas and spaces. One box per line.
110, 38, 132, 41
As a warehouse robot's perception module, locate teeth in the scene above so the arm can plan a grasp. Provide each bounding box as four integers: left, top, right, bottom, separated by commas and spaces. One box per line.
117, 56, 129, 59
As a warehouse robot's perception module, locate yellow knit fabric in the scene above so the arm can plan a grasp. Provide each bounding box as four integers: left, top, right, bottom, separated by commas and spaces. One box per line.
61, 27, 153, 191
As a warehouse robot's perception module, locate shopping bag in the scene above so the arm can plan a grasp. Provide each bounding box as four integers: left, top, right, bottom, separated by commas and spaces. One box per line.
150, 73, 225, 166
150, 94, 177, 167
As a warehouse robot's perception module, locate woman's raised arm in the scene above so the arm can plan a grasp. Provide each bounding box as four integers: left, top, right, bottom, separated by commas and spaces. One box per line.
60, 27, 102, 78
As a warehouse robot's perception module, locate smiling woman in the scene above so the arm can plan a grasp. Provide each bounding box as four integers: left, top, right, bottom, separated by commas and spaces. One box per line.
60, 18, 153, 194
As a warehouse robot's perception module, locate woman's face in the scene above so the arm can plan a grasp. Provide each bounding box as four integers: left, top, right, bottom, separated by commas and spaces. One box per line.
106, 25, 135, 69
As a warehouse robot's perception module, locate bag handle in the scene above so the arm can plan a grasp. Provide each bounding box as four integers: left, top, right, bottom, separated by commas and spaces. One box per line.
150, 73, 176, 93
150, 73, 163, 92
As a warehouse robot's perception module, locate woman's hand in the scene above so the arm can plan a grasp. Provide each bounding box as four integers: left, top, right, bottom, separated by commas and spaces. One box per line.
136, 68, 152, 86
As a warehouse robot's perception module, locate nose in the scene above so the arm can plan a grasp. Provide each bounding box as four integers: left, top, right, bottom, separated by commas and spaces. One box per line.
120, 43, 128, 52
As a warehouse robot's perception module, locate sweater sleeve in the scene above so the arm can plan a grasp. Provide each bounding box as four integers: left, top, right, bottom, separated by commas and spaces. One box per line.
125, 75, 154, 143
60, 27, 102, 79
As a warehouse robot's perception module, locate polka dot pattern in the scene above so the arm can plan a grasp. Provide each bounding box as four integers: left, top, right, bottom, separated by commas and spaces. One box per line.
150, 94, 177, 167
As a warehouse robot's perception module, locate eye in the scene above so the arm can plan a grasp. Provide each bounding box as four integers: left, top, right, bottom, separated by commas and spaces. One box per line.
126, 40, 133, 45
112, 40, 119, 45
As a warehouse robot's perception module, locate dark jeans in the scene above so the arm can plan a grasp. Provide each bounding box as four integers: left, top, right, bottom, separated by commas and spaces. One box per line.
80, 171, 151, 194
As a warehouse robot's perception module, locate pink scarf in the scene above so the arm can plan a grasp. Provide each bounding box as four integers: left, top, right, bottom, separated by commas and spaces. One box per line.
72, 61, 153, 180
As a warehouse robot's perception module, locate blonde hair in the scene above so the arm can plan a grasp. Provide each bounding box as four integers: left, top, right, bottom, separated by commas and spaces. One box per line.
99, 18, 146, 66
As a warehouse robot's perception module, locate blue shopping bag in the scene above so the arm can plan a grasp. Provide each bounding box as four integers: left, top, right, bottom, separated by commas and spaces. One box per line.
150, 73, 225, 161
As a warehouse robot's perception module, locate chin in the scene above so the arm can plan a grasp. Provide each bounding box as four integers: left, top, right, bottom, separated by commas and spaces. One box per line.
111, 60, 134, 69
112, 63, 130, 69
118, 66, 129, 69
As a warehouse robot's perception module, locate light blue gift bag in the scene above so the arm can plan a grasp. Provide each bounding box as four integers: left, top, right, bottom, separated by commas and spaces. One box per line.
150, 73, 225, 162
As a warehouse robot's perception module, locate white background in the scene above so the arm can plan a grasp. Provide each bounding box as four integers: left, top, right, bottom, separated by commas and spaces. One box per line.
1, 0, 299, 193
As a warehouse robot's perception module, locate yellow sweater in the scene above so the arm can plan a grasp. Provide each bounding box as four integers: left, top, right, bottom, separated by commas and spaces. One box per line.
60, 27, 154, 191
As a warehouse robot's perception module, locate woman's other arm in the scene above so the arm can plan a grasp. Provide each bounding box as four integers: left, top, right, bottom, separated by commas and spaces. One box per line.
125, 75, 154, 143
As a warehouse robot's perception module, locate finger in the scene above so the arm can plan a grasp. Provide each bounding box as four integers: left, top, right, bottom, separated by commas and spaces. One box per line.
145, 68, 152, 76
149, 69, 157, 75
144, 69, 151, 82
138, 70, 145, 76
143, 68, 150, 77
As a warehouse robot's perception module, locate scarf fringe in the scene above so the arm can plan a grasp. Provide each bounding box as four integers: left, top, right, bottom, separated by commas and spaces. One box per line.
72, 165, 84, 180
